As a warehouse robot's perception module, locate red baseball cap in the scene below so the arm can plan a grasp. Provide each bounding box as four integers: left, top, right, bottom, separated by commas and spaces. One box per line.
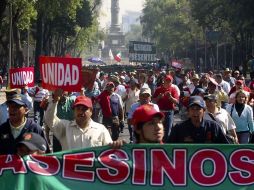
164, 75, 173, 81
235, 80, 243, 85
73, 96, 92, 108
132, 105, 164, 126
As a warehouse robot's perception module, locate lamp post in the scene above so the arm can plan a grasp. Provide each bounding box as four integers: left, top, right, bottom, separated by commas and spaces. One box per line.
27, 29, 30, 67
8, 3, 12, 85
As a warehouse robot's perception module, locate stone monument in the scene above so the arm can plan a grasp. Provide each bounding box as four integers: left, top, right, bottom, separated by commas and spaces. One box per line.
102, 0, 127, 61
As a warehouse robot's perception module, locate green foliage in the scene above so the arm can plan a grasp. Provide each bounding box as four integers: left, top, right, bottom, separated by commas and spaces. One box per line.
141, 0, 202, 56
10, 0, 37, 30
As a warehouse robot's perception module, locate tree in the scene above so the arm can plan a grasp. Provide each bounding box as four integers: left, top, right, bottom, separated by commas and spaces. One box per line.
141, 0, 202, 59
33, 0, 102, 79
190, 0, 254, 71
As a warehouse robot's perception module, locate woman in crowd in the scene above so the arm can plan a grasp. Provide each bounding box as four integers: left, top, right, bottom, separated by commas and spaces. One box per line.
226, 90, 254, 143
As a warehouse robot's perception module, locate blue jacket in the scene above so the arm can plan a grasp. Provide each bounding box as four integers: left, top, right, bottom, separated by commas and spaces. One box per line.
0, 118, 49, 155
167, 119, 229, 144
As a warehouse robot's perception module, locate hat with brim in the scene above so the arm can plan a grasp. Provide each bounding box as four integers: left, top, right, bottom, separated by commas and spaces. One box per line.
235, 80, 243, 85
73, 95, 92, 108
204, 94, 217, 101
132, 104, 164, 126
7, 94, 27, 107
140, 88, 151, 96
5, 88, 21, 95
18, 132, 47, 152
224, 68, 232, 73
192, 74, 200, 80
192, 88, 205, 95
188, 96, 205, 108
165, 75, 173, 81
19, 141, 40, 151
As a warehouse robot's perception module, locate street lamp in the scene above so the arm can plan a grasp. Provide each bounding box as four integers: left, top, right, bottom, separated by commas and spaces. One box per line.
8, 2, 12, 85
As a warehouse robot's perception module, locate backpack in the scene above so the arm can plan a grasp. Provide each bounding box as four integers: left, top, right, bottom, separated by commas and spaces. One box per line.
110, 94, 120, 117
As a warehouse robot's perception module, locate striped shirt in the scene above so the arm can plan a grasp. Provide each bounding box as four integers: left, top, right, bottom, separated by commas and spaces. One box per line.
29, 86, 49, 102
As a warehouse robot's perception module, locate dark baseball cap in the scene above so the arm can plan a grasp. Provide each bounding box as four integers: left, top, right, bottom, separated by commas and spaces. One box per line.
17, 133, 47, 152
7, 94, 28, 107
188, 96, 205, 108
204, 94, 218, 101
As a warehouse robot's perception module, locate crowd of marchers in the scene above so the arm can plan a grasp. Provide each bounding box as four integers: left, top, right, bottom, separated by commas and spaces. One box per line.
0, 66, 254, 157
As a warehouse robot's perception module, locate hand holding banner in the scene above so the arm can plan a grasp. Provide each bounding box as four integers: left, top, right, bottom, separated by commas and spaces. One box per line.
10, 67, 34, 88
39, 56, 82, 92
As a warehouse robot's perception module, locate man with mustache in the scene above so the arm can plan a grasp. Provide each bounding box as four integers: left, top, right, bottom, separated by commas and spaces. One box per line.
45, 89, 122, 150
0, 93, 48, 154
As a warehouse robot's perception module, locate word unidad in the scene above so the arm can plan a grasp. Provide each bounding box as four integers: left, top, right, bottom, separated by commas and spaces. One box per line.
42, 63, 79, 86
0, 148, 253, 187
11, 71, 33, 85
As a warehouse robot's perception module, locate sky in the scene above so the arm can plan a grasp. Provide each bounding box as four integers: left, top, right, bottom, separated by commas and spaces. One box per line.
99, 0, 145, 28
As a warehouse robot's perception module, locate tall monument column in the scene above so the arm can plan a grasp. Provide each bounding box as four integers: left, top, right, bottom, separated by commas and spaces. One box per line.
111, 0, 120, 32
102, 0, 127, 62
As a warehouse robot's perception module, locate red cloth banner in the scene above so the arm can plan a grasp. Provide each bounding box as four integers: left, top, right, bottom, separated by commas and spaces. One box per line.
81, 68, 98, 90
39, 56, 82, 92
10, 67, 34, 88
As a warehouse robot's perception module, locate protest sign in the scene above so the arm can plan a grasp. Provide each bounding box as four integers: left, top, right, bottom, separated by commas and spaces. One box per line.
39, 56, 82, 92
0, 144, 253, 190
10, 67, 34, 88
171, 60, 183, 69
81, 68, 98, 90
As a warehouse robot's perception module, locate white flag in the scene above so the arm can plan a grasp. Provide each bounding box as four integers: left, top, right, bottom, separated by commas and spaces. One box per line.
109, 49, 114, 60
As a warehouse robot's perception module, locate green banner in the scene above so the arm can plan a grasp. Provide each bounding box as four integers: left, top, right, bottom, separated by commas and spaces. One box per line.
0, 144, 254, 190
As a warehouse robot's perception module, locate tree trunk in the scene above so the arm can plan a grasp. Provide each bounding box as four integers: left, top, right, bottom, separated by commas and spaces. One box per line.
35, 13, 43, 80
13, 24, 24, 68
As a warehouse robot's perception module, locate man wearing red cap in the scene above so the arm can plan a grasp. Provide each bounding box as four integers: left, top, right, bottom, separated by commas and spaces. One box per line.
153, 74, 179, 141
97, 82, 124, 141
132, 104, 164, 144
44, 89, 114, 151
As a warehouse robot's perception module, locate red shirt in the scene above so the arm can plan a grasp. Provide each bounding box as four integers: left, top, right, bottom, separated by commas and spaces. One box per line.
153, 85, 179, 110
97, 90, 112, 118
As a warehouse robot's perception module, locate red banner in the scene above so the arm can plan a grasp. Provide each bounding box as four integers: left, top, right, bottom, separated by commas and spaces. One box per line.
81, 68, 98, 89
39, 56, 82, 92
10, 67, 34, 88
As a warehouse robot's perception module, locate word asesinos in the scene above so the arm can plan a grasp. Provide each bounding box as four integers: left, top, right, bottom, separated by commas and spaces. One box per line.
0, 148, 253, 187
42, 63, 79, 86
11, 71, 33, 85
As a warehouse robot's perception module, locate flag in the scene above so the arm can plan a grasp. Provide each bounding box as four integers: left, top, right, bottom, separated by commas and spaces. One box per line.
109, 49, 114, 60
114, 52, 121, 62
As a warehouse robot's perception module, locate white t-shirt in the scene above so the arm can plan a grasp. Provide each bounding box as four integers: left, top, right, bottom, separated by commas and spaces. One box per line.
204, 108, 236, 134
